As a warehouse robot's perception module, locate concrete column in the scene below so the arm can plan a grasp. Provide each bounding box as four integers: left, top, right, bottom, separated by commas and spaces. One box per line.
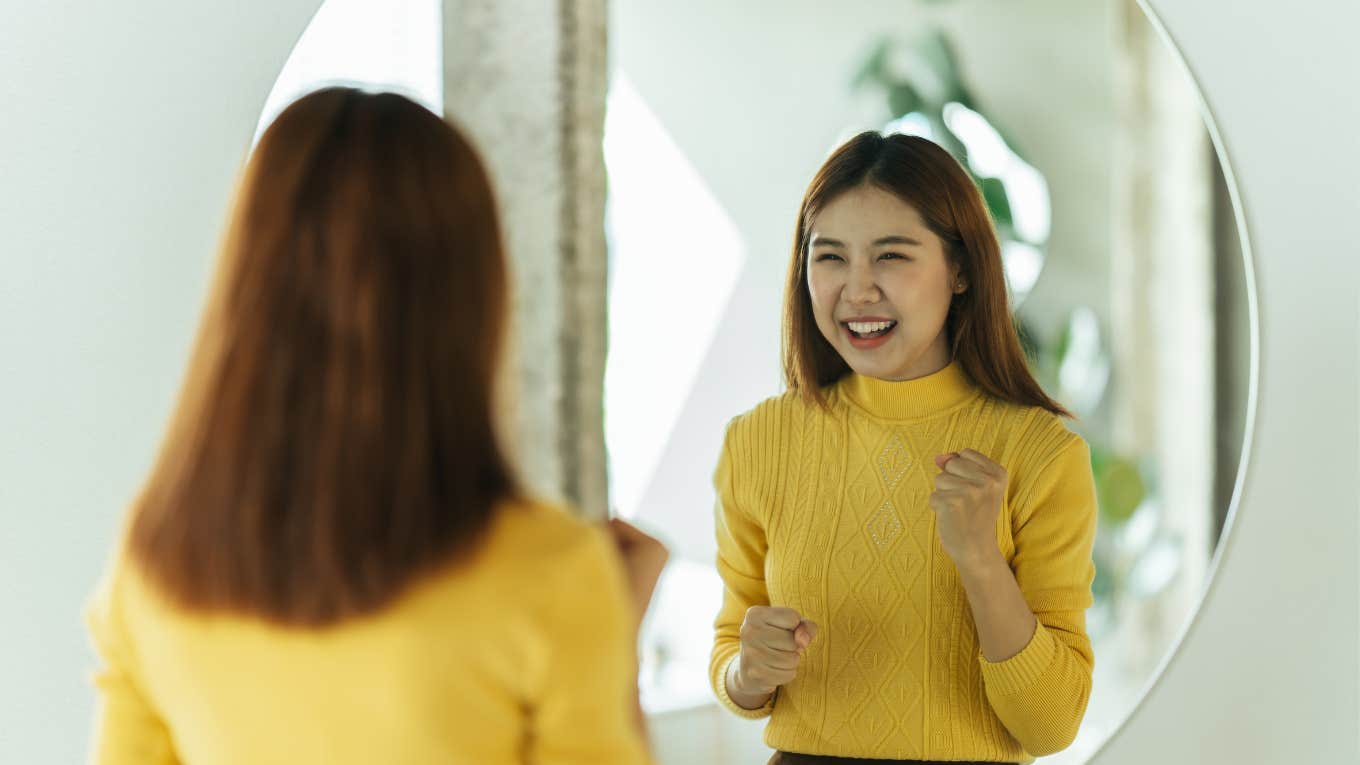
441, 0, 610, 517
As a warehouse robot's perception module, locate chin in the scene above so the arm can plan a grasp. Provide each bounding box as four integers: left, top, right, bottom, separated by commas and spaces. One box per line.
842, 354, 898, 378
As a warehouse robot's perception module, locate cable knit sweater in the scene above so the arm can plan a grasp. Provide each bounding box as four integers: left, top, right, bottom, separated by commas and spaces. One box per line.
709, 360, 1097, 762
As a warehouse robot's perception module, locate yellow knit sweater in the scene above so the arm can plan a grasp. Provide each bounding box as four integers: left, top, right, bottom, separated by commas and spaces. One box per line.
709, 360, 1097, 763
87, 499, 652, 765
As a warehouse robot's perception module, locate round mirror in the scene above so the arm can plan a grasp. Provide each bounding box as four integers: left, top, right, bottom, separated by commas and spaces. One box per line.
602, 1, 1254, 762
256, 0, 1256, 759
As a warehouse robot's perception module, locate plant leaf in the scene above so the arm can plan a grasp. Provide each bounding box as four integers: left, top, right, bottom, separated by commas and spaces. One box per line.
976, 176, 1013, 229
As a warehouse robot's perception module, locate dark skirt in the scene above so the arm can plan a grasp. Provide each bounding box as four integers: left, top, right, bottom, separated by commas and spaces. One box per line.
768, 753, 1012, 765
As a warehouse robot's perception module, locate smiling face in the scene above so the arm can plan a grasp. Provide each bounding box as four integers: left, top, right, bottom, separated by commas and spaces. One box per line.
806, 184, 966, 381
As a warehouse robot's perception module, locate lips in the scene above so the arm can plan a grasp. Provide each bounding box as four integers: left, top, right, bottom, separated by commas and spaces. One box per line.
840, 318, 899, 350
841, 318, 898, 339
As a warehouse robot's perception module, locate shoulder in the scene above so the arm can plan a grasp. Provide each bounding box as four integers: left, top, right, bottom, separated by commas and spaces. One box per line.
984, 397, 1085, 462
432, 500, 633, 700
720, 389, 824, 457
425, 498, 629, 630
973, 398, 1087, 489
488, 500, 631, 640
986, 402, 1091, 503
85, 540, 133, 650
486, 497, 618, 577
713, 390, 818, 491
726, 389, 803, 434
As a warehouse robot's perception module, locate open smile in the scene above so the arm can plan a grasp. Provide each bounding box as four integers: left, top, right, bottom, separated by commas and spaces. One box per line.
841, 318, 898, 349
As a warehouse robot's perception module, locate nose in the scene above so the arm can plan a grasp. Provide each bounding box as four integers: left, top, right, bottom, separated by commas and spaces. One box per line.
843, 261, 881, 305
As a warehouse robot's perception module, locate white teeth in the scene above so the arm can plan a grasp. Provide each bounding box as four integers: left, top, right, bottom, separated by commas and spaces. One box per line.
847, 320, 895, 334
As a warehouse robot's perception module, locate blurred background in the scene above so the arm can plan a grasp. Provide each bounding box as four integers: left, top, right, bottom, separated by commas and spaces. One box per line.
254, 0, 1253, 761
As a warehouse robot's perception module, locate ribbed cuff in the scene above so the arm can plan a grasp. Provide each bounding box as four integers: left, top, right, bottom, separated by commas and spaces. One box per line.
713, 653, 775, 719
977, 619, 1058, 697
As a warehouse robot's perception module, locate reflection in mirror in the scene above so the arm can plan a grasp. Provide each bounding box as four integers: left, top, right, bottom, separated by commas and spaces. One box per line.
254, 0, 440, 142
605, 0, 1251, 762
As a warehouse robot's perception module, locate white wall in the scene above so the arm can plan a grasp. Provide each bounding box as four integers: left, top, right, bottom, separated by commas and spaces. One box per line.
0, 1, 1354, 762
0, 4, 323, 762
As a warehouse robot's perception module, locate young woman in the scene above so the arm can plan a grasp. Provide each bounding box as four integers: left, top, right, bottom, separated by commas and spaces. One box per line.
710, 132, 1097, 765
86, 88, 664, 765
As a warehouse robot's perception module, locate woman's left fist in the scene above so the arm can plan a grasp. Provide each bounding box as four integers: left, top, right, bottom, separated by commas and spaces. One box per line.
929, 448, 1007, 568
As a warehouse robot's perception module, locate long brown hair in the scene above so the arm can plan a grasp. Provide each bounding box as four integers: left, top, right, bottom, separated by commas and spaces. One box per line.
128, 87, 520, 626
783, 131, 1071, 418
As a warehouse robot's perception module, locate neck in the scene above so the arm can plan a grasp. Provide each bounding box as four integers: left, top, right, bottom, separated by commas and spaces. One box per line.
838, 358, 978, 420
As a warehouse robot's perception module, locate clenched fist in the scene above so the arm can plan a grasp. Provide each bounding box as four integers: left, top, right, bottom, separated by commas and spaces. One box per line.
725, 606, 818, 709
930, 448, 1008, 570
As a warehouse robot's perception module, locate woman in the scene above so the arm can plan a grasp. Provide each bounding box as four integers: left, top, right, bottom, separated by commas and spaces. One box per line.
709, 132, 1097, 764
86, 88, 664, 765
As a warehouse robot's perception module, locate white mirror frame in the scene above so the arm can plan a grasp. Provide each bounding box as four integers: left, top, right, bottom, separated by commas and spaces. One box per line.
1092, 1, 1358, 760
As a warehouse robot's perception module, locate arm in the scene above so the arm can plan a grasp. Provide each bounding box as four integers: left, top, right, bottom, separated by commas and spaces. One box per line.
956, 551, 1038, 664
972, 436, 1098, 757
528, 528, 653, 765
708, 424, 776, 718
86, 557, 180, 765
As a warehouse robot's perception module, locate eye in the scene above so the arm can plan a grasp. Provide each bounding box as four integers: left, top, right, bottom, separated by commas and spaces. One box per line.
813, 252, 844, 263
879, 252, 910, 261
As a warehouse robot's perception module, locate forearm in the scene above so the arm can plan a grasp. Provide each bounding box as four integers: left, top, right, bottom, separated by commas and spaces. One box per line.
724, 654, 776, 710
955, 548, 1038, 662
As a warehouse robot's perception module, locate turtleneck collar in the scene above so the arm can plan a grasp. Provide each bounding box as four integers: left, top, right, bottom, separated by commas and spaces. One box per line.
836, 358, 980, 421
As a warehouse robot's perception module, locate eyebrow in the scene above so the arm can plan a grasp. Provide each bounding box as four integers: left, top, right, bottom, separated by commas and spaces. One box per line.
809, 235, 925, 248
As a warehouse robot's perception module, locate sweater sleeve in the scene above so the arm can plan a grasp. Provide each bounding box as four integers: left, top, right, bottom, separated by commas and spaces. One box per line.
86, 553, 181, 765
978, 432, 1098, 757
528, 526, 653, 765
708, 418, 775, 719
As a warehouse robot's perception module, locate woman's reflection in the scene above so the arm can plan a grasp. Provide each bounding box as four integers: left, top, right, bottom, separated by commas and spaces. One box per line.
710, 132, 1097, 765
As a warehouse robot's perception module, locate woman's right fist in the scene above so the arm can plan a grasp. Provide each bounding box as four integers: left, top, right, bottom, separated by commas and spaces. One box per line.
732, 606, 818, 697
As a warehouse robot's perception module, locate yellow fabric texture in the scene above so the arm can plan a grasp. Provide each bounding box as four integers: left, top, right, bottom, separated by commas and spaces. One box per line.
87, 499, 652, 765
709, 360, 1098, 763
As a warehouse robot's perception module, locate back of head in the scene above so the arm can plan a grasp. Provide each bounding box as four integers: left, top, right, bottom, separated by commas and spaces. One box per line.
130, 87, 518, 626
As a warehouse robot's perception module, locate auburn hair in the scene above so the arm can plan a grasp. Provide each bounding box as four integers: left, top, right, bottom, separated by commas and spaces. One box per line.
782, 131, 1071, 418
128, 87, 520, 626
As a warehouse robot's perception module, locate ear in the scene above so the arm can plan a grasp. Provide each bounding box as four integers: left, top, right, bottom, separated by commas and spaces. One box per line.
948, 263, 968, 294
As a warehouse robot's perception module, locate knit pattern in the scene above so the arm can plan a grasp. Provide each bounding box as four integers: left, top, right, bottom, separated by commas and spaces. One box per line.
710, 362, 1097, 762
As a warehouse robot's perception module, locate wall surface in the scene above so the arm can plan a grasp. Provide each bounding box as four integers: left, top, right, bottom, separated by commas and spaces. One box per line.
0, 1, 1355, 762
0, 5, 323, 762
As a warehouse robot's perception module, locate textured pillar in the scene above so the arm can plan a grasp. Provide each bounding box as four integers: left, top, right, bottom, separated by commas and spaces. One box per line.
441, 0, 609, 517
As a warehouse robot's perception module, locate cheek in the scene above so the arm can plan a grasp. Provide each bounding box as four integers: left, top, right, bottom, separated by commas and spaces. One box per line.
806, 271, 838, 322
884, 272, 949, 310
